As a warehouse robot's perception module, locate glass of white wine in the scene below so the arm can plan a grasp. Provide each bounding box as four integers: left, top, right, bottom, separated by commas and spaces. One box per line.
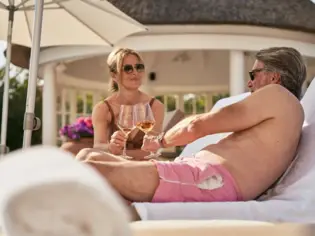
117, 105, 135, 159
134, 103, 159, 159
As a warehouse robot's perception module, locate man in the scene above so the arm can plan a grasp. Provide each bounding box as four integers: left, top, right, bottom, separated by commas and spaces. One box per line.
77, 47, 306, 213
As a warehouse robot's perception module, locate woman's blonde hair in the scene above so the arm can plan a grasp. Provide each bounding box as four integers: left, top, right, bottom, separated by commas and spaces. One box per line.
107, 48, 143, 92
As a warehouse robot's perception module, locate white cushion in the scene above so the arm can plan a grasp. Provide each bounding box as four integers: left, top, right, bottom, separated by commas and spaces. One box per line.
301, 80, 315, 125
133, 79, 315, 222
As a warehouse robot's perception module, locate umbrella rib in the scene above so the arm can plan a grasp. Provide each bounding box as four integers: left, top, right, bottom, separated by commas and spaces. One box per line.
22, 2, 33, 41
80, 0, 147, 30
19, 0, 69, 10
15, 0, 32, 9
21, 6, 60, 10
55, 1, 114, 46
0, 2, 7, 8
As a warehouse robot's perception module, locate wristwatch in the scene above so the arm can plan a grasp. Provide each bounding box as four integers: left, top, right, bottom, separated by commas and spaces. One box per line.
157, 132, 166, 148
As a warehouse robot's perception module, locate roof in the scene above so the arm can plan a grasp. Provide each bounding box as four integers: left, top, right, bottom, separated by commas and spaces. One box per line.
108, 0, 315, 33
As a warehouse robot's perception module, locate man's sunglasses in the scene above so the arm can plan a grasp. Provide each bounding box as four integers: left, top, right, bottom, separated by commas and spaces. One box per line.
122, 63, 145, 74
248, 68, 265, 81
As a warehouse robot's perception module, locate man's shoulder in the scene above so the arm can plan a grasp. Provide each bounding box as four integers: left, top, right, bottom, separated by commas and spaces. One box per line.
254, 84, 304, 120
246, 84, 302, 113
253, 84, 299, 103
256, 84, 290, 95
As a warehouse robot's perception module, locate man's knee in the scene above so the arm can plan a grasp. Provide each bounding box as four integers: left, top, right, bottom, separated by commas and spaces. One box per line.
75, 148, 95, 161
76, 148, 114, 162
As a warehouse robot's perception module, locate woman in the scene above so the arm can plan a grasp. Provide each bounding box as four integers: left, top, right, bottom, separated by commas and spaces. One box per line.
91, 48, 164, 160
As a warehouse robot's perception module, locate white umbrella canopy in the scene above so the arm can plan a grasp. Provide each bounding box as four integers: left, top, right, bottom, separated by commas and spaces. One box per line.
0, 0, 146, 46
0, 0, 147, 154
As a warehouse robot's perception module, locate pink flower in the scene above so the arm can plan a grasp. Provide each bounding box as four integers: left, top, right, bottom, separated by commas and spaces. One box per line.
60, 116, 94, 140
76, 117, 85, 123
84, 117, 93, 128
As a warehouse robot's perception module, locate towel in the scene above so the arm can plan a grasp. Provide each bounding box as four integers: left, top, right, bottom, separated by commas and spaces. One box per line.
0, 146, 131, 236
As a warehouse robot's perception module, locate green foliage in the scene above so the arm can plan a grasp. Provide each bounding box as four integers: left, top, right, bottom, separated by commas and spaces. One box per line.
0, 67, 42, 151
213, 93, 230, 105
155, 95, 163, 103
76, 93, 93, 115
157, 93, 230, 115
155, 95, 177, 112
184, 95, 206, 114
166, 96, 176, 112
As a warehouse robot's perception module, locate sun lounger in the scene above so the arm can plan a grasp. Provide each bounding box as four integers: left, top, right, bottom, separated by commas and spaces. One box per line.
162, 109, 185, 133
130, 220, 315, 236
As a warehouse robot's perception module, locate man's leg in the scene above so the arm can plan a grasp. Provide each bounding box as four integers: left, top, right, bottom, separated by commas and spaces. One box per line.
76, 148, 129, 162
85, 159, 159, 202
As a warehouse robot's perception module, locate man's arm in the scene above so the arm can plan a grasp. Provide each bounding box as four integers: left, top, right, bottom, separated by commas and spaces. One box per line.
160, 114, 202, 147
162, 84, 302, 148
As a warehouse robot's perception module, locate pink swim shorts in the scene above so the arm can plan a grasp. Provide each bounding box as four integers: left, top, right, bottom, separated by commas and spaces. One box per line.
151, 157, 242, 202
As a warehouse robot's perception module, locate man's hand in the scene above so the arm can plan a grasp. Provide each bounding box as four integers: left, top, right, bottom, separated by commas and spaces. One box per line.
141, 135, 160, 153
108, 130, 126, 155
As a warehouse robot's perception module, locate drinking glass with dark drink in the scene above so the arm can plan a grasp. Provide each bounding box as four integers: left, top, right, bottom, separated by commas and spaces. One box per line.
133, 103, 159, 159
117, 105, 135, 159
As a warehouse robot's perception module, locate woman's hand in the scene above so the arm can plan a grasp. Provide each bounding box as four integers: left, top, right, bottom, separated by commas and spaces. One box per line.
108, 130, 127, 155
141, 134, 161, 153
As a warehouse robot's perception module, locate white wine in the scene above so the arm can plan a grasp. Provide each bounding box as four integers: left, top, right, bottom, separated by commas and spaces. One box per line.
136, 121, 155, 133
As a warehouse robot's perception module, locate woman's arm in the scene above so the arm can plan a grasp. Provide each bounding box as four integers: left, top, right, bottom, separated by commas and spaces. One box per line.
92, 102, 110, 151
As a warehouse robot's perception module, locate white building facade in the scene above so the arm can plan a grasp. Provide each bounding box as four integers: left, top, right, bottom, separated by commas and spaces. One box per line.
9, 1, 315, 146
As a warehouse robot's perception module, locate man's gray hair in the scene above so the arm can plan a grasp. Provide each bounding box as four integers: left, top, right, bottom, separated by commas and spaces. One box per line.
256, 47, 307, 99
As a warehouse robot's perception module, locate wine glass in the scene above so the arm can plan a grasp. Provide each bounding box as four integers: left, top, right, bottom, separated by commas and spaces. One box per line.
133, 103, 159, 159
117, 105, 135, 158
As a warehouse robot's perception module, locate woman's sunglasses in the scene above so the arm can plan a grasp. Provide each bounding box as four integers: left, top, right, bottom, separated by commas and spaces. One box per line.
122, 63, 145, 74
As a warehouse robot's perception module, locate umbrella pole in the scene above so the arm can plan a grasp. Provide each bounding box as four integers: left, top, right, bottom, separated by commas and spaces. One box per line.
0, 9, 14, 155
22, 0, 44, 148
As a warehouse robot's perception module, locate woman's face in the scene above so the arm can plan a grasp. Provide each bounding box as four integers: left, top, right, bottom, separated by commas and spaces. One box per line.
117, 54, 145, 91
